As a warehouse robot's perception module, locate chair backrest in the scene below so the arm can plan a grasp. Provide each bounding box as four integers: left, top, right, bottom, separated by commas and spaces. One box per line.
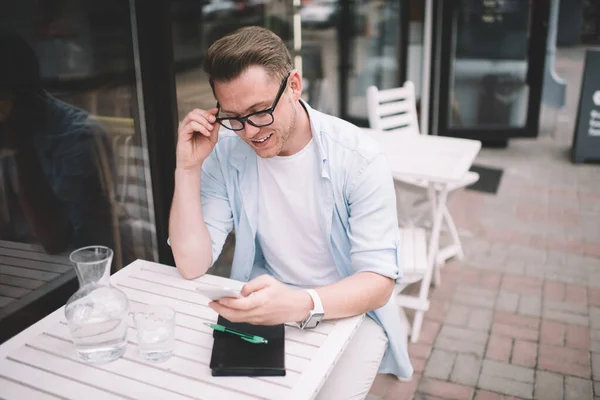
366, 81, 420, 134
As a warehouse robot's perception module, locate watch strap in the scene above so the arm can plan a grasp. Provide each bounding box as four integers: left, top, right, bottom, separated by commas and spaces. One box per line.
304, 289, 324, 314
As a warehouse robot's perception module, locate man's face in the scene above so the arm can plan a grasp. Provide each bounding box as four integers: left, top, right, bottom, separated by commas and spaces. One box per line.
214, 66, 299, 158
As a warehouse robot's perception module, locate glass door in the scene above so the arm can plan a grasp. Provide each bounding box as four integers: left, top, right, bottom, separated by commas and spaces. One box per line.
342, 0, 409, 125
299, 0, 408, 125
436, 0, 550, 140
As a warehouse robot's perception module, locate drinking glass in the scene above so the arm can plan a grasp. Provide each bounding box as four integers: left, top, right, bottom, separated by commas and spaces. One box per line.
133, 304, 176, 362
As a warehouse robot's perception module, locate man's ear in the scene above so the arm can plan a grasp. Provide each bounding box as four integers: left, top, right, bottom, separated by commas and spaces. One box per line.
288, 70, 303, 101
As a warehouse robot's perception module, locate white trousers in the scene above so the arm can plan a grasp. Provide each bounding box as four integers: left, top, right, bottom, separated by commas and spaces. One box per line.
316, 313, 399, 400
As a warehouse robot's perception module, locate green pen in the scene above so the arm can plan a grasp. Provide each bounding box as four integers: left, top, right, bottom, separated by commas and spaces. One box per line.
204, 322, 268, 344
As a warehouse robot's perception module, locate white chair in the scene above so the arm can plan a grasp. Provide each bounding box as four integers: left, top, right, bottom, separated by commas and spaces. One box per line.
366, 81, 479, 266
396, 226, 430, 343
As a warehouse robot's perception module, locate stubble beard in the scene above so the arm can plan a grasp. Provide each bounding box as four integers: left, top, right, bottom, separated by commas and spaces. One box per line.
276, 103, 297, 157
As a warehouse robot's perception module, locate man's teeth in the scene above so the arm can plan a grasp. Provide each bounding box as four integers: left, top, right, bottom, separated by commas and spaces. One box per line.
253, 134, 271, 143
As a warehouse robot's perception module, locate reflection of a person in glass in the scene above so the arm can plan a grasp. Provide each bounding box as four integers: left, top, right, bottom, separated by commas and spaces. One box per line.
0, 31, 115, 255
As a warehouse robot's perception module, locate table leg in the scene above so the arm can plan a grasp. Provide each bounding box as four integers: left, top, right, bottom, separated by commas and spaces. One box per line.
410, 183, 448, 342
424, 183, 447, 289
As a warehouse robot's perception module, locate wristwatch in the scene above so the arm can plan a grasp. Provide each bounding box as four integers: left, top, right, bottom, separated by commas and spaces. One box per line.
298, 289, 325, 329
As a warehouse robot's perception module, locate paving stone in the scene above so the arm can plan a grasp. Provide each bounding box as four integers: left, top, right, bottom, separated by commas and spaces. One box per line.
424, 349, 456, 380
494, 311, 539, 330
544, 281, 566, 301
450, 353, 481, 386
501, 275, 543, 296
565, 284, 587, 304
545, 251, 570, 266
417, 378, 474, 400
565, 376, 593, 400
453, 286, 496, 309
491, 322, 538, 341
444, 303, 471, 326
486, 334, 512, 363
591, 329, 600, 353
435, 325, 488, 357
545, 300, 589, 315
538, 344, 591, 379
511, 340, 537, 368
525, 263, 545, 278
478, 373, 533, 399
518, 294, 542, 317
565, 324, 590, 350
506, 245, 547, 263
591, 307, 600, 329
439, 325, 489, 343
480, 359, 535, 384
503, 262, 526, 276
540, 320, 565, 346
467, 308, 493, 331
534, 371, 563, 400
592, 353, 600, 381
543, 301, 589, 326
496, 291, 519, 313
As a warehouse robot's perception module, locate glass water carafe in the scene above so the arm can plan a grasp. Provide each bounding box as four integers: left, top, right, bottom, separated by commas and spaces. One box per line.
64, 246, 129, 363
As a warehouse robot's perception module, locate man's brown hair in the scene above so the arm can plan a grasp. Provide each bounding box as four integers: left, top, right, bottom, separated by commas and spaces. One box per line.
203, 26, 293, 86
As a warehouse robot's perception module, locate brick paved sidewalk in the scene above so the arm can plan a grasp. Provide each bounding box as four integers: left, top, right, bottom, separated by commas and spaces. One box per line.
367, 46, 600, 400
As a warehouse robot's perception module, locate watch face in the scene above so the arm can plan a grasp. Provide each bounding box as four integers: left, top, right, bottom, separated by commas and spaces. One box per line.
305, 312, 325, 329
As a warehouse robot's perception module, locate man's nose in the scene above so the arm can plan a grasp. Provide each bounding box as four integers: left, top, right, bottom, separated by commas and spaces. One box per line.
243, 123, 261, 138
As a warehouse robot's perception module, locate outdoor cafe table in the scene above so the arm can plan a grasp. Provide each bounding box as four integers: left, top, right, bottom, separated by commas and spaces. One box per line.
0, 259, 364, 400
363, 127, 481, 289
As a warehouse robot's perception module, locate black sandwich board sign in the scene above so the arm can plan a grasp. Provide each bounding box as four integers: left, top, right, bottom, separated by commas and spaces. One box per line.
572, 49, 600, 164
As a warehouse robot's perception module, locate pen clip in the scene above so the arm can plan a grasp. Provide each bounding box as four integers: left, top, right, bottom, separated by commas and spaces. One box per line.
240, 336, 266, 344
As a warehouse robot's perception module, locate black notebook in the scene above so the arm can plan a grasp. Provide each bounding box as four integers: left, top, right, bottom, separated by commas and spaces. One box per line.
209, 315, 286, 377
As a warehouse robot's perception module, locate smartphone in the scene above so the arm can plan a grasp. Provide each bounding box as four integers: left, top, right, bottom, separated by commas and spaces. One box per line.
196, 286, 242, 301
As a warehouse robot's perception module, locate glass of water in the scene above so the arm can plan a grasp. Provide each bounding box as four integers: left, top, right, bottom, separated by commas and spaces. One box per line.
133, 305, 175, 362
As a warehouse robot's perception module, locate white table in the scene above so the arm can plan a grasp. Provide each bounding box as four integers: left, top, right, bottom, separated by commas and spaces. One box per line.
0, 259, 364, 400
362, 129, 481, 184
363, 128, 481, 341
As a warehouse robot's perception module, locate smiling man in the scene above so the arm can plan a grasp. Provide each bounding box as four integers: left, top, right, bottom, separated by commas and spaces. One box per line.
169, 26, 412, 398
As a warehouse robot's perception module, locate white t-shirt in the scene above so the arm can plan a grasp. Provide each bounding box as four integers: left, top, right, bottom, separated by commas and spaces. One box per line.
256, 139, 341, 287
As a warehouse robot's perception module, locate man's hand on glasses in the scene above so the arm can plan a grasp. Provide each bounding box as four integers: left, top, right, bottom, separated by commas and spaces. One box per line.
176, 108, 220, 171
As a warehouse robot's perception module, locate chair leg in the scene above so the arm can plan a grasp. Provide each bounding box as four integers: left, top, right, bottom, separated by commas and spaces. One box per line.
411, 310, 424, 343
432, 263, 441, 288
436, 205, 465, 265
444, 205, 464, 260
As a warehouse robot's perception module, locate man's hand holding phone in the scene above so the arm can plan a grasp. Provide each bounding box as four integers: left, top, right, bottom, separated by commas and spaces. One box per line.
196, 286, 242, 302
207, 275, 313, 326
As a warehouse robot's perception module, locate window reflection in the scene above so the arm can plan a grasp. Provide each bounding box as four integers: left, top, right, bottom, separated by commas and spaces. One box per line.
0, 1, 157, 272
173, 0, 293, 121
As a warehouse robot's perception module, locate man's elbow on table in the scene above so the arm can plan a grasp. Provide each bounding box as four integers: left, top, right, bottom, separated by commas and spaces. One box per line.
370, 274, 396, 310
173, 251, 212, 280
177, 265, 207, 280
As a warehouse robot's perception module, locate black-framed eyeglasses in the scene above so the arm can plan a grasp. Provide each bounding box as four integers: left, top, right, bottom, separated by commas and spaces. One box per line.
216, 72, 290, 131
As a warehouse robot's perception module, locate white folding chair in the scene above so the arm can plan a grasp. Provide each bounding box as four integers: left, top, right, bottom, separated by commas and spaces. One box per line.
366, 81, 479, 266
396, 226, 430, 343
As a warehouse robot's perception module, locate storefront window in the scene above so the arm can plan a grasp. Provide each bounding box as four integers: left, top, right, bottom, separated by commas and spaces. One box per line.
0, 0, 158, 272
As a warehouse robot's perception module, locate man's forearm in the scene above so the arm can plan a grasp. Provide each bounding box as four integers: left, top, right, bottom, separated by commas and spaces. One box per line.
169, 167, 213, 279
299, 272, 395, 321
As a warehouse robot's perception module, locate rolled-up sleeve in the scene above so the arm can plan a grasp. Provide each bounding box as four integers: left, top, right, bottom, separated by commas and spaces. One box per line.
346, 153, 401, 280
200, 151, 234, 266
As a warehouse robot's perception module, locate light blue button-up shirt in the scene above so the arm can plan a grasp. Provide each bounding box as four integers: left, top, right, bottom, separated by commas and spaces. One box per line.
199, 101, 413, 378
